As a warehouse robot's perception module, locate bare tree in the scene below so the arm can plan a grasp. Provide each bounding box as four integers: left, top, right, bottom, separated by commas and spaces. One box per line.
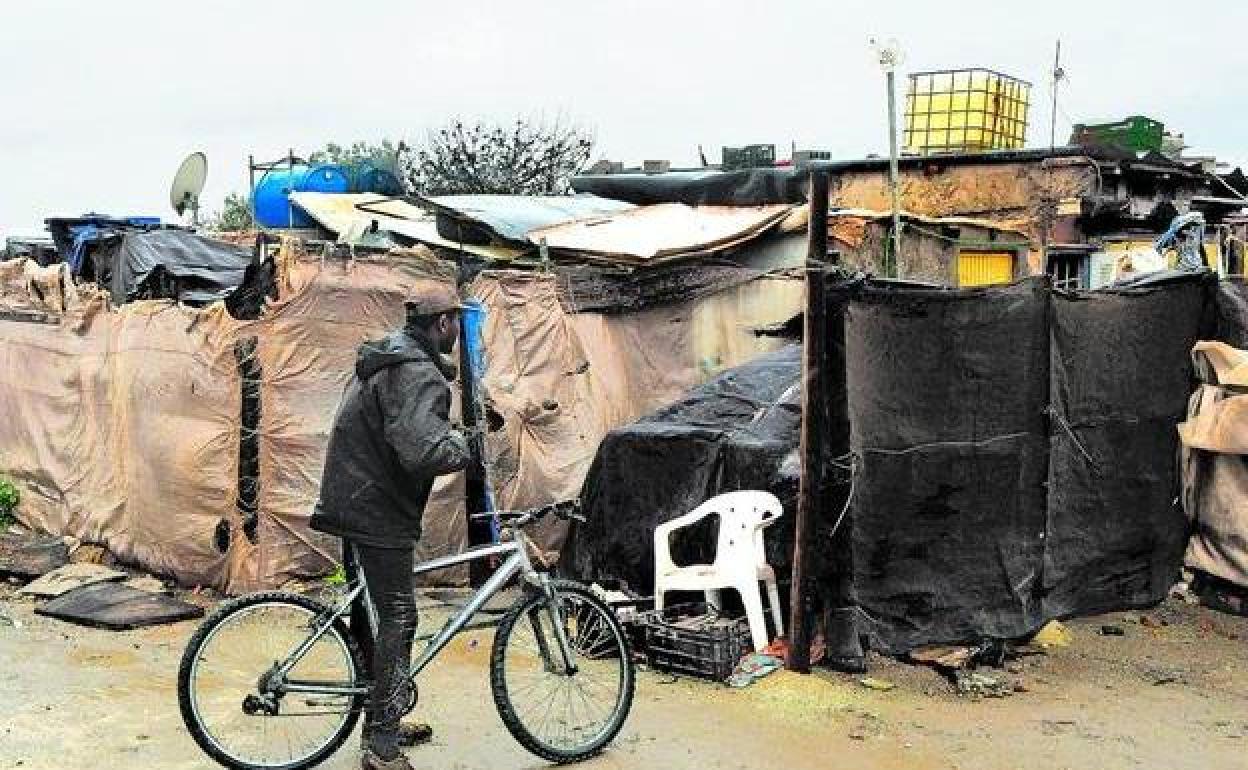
309, 139, 401, 171
404, 117, 594, 196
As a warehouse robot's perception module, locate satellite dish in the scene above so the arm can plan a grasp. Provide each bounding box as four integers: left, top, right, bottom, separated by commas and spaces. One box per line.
170, 152, 208, 225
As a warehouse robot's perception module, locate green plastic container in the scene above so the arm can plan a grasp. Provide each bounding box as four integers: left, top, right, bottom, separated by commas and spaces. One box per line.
1070, 115, 1164, 153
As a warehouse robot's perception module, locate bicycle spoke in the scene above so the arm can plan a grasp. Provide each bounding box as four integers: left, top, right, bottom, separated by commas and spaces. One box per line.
184, 600, 359, 768
496, 585, 633, 759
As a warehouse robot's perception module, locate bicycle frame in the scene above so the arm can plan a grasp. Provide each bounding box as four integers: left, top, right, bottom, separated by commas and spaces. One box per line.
272, 529, 577, 699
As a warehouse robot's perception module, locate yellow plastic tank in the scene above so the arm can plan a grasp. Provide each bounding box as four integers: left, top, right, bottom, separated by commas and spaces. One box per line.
905, 69, 1031, 154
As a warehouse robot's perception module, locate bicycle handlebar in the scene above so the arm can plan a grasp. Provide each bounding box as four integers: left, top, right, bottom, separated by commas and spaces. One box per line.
470, 499, 585, 527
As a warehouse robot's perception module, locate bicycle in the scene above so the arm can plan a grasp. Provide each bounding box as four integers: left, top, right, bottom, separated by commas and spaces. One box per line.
177, 500, 635, 769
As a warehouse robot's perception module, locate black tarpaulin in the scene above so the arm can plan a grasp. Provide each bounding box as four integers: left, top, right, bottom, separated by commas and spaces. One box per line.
1212, 278, 1248, 348
571, 271, 1214, 655
1043, 273, 1211, 615
572, 169, 807, 206
839, 272, 1213, 653
95, 229, 254, 305
567, 345, 801, 595
844, 279, 1050, 649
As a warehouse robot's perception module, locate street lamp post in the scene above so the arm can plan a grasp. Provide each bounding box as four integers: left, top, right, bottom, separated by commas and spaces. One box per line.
872, 38, 905, 278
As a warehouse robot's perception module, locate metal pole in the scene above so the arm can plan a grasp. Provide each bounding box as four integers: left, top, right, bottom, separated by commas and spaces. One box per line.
1050, 40, 1062, 150
886, 69, 902, 278
788, 170, 829, 674
287, 149, 296, 230
248, 154, 256, 229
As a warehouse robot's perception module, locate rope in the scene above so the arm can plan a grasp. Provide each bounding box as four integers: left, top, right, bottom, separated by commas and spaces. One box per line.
1046, 406, 1101, 475
825, 453, 857, 539
860, 431, 1030, 456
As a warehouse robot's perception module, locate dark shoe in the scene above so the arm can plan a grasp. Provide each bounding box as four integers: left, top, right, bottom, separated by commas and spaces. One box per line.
361, 750, 415, 770
361, 722, 434, 750
397, 722, 433, 747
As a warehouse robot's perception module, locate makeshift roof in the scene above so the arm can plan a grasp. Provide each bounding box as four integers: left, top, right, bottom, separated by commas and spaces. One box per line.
572, 145, 1216, 206
288, 192, 525, 261
526, 203, 797, 266
96, 229, 254, 305
290, 192, 798, 268
420, 194, 635, 242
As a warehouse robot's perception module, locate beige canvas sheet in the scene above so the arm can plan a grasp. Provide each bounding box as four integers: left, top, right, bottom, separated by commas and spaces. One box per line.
1180, 345, 1248, 588
470, 270, 801, 556
0, 247, 458, 593
0, 250, 801, 593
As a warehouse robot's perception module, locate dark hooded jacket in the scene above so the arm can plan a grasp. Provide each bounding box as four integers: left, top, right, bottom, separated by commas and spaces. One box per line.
310, 328, 468, 548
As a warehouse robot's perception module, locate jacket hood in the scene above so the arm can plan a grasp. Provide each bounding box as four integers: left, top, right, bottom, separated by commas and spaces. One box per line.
356, 329, 457, 381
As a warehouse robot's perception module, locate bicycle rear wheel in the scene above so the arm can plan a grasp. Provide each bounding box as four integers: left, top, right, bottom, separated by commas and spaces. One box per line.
177, 591, 366, 770
490, 580, 635, 763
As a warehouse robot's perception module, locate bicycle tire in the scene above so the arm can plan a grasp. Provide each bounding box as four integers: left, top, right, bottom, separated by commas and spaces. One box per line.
177, 591, 366, 770
490, 579, 635, 763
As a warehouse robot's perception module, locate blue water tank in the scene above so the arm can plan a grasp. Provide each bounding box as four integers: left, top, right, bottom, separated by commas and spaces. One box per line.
252, 164, 350, 228
354, 165, 404, 196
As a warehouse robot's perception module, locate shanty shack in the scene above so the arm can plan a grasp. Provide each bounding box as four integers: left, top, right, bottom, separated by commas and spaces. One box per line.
0, 188, 808, 594
574, 144, 1247, 289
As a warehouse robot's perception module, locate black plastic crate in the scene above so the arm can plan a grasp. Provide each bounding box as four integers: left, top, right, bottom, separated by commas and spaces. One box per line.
636, 602, 750, 682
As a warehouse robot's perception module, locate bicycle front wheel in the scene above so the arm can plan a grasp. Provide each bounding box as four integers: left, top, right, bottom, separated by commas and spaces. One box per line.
177, 591, 366, 770
490, 579, 635, 763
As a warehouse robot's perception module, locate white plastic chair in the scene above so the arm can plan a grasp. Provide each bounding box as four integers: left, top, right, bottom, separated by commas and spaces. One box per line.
653, 490, 785, 652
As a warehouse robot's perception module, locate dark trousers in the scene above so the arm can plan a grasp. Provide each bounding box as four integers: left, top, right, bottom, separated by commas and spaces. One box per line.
344, 542, 419, 759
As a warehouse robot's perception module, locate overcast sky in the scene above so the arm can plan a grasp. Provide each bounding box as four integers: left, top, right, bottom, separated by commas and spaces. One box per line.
2, 0, 1245, 238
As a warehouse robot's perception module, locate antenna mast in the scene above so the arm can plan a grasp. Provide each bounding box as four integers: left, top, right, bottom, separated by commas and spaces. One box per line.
1050, 40, 1065, 149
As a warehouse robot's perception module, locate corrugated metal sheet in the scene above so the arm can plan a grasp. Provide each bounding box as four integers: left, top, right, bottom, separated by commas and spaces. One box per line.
288, 192, 524, 261
526, 203, 797, 266
421, 194, 634, 242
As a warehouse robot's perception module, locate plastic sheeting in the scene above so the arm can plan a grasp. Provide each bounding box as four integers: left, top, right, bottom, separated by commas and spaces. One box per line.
1043, 274, 1209, 614
470, 271, 801, 556
845, 279, 1050, 649
568, 271, 1216, 653
1180, 342, 1248, 589
842, 274, 1210, 651
572, 169, 807, 206
1, 249, 801, 593
0, 259, 81, 314
843, 273, 1211, 651
0, 244, 462, 593
93, 229, 255, 304
567, 345, 801, 593
1212, 278, 1248, 348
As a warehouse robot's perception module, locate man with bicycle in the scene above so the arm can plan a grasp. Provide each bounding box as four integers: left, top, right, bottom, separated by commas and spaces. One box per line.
311, 284, 470, 770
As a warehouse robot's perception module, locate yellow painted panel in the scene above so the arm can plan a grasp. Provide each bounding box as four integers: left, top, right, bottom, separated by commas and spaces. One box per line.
958, 251, 1014, 287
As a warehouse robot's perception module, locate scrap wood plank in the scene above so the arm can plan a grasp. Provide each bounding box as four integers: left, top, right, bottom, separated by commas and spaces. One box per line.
0, 533, 69, 579
18, 563, 127, 598
35, 582, 204, 630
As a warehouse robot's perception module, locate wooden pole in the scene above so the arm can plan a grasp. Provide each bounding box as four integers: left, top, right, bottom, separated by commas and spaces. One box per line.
788, 170, 830, 673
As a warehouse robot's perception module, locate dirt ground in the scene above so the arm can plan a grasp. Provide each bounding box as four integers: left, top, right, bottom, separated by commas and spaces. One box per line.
1, 580, 1246, 770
